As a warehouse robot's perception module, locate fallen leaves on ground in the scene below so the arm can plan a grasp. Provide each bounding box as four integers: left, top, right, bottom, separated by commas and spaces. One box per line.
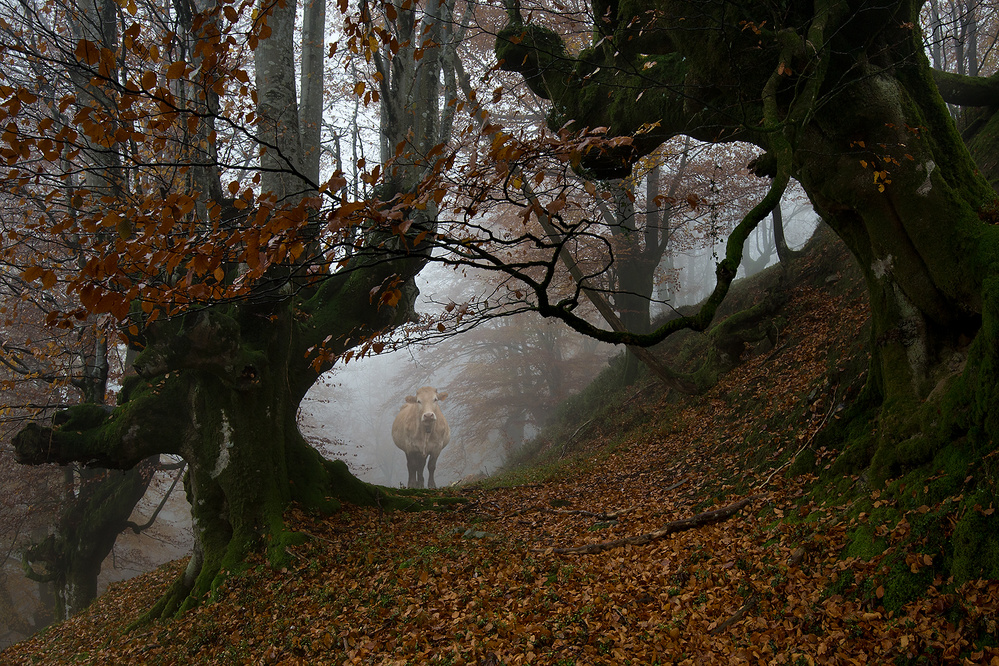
4, 285, 998, 665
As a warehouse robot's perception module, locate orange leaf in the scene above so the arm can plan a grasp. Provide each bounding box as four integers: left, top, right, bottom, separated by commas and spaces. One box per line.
74, 39, 101, 65
41, 270, 57, 289
21, 265, 45, 283
165, 60, 187, 80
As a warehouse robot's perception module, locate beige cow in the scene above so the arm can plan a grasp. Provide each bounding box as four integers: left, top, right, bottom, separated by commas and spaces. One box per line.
391, 386, 451, 489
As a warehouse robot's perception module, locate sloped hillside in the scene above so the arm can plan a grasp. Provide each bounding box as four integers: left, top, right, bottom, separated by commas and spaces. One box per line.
4, 230, 998, 665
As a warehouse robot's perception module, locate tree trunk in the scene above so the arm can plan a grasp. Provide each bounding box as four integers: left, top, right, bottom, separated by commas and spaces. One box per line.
146, 372, 371, 616
18, 312, 159, 622
11, 0, 463, 619
743, 56, 999, 499
602, 180, 657, 384
23, 465, 154, 620
795, 74, 986, 396
771, 206, 801, 265
13, 300, 411, 618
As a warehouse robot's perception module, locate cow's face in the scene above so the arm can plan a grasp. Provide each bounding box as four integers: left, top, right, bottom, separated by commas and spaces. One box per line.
409, 387, 446, 433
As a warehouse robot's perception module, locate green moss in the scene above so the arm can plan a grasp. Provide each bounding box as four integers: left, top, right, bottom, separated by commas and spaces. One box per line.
52, 403, 112, 430
843, 525, 887, 561
826, 416, 879, 476
494, 24, 571, 101
945, 275, 999, 453
951, 488, 999, 581
881, 559, 936, 614
787, 447, 817, 477
968, 110, 999, 192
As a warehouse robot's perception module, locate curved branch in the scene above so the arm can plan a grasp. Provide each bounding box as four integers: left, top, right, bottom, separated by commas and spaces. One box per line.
13, 382, 189, 469
932, 69, 999, 107
547, 495, 763, 555
126, 463, 187, 534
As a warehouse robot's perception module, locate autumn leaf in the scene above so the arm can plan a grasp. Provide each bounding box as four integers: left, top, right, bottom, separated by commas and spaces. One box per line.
74, 39, 101, 65
165, 60, 187, 79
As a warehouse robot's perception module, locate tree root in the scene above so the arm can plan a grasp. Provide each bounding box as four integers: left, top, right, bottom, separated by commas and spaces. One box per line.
543, 495, 764, 554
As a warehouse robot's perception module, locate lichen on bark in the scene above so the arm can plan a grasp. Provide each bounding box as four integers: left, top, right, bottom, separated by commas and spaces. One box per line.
16, 254, 437, 621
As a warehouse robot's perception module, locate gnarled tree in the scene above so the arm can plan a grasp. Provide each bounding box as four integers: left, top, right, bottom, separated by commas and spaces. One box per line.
3, 0, 466, 618
494, 0, 999, 579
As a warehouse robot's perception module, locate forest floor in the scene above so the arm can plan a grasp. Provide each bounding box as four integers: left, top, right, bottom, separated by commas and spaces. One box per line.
3, 234, 999, 665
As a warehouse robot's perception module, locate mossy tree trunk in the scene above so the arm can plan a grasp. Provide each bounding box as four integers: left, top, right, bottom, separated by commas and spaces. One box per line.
18, 313, 164, 621
12, 0, 463, 618
494, 0, 999, 576
13, 260, 424, 616
23, 464, 155, 620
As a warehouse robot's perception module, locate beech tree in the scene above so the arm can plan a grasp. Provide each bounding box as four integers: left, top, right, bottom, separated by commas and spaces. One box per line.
0, 196, 175, 622
495, 0, 999, 577
1, 0, 471, 616
592, 139, 781, 382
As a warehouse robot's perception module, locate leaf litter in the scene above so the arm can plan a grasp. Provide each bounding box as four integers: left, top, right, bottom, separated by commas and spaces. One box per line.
4, 285, 999, 665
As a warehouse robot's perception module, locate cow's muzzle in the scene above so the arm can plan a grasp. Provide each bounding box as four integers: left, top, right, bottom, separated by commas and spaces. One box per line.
422, 413, 436, 433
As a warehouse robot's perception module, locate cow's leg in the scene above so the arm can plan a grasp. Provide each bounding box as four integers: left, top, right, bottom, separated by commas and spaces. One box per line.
415, 453, 427, 489
405, 450, 422, 488
427, 450, 440, 489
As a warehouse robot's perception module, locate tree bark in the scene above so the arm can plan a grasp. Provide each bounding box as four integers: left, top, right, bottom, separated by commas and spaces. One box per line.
13, 283, 418, 618
492, 1, 999, 588
23, 464, 155, 619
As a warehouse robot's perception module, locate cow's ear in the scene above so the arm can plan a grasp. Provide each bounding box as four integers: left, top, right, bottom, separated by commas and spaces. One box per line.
405, 395, 417, 404
437, 392, 448, 401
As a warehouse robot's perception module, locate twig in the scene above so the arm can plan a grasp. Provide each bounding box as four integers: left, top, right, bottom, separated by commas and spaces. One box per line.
763, 341, 790, 363
543, 495, 764, 555
663, 477, 688, 493
621, 381, 657, 406
487, 504, 635, 521
708, 594, 759, 636
126, 463, 187, 534
549, 507, 634, 520
561, 418, 596, 456
758, 397, 837, 490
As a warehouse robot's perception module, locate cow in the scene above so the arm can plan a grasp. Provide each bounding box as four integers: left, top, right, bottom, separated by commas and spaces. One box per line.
391, 386, 451, 489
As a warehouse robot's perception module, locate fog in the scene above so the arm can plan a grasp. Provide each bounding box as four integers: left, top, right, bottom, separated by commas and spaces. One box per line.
301, 201, 821, 488
299, 262, 600, 488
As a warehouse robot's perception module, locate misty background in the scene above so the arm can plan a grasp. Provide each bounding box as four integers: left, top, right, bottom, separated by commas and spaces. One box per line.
299, 202, 819, 488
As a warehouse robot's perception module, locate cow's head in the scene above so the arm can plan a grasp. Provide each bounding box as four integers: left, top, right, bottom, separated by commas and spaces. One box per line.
406, 387, 447, 433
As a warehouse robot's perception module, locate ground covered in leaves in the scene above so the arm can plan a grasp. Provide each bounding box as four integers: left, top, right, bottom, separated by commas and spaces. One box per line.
5, 275, 999, 664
